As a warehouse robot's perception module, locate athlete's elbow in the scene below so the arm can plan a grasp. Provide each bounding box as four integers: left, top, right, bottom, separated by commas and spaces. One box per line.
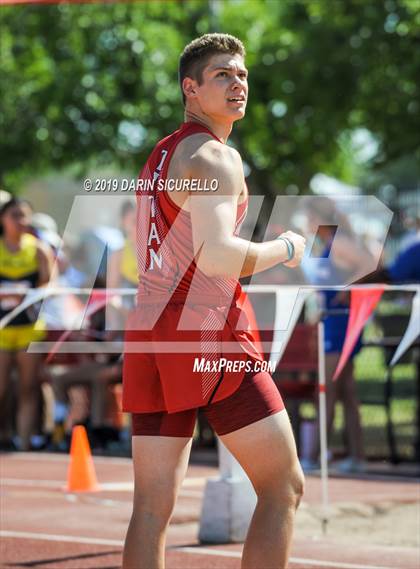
196, 244, 242, 278
197, 259, 228, 278
197, 257, 240, 279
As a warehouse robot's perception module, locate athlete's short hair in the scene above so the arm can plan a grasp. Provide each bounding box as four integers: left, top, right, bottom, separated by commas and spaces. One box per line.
179, 33, 245, 105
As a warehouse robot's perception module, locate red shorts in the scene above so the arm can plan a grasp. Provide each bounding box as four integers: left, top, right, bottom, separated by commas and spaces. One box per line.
131, 366, 285, 437
123, 300, 263, 414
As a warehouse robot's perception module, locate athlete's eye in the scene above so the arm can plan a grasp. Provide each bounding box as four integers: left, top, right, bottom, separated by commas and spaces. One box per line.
217, 71, 228, 77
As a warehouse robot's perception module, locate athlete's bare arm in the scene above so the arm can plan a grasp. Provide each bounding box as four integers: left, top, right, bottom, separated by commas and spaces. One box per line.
184, 139, 306, 278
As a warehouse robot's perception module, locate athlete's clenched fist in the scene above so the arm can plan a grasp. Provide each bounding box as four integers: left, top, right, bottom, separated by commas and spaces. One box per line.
279, 230, 306, 268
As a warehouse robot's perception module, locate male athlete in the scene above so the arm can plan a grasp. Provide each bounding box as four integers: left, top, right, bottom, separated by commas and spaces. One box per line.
122, 33, 306, 569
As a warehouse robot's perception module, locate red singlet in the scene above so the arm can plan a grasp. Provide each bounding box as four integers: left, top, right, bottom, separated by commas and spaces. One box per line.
123, 121, 263, 414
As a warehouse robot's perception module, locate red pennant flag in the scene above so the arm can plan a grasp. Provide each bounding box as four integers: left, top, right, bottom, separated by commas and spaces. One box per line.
333, 288, 384, 381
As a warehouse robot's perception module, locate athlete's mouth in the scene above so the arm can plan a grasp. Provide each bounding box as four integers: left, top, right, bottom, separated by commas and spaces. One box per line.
227, 96, 246, 103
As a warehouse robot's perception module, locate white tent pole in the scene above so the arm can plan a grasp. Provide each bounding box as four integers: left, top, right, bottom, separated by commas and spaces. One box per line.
317, 319, 329, 535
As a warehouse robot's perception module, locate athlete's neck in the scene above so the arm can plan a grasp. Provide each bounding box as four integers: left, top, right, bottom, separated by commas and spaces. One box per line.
184, 110, 232, 144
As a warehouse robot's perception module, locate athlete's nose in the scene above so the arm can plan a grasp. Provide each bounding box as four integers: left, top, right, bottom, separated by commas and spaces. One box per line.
233, 75, 245, 88
230, 77, 247, 97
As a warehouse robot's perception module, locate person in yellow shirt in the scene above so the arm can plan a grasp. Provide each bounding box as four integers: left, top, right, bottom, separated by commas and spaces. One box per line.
0, 198, 53, 450
108, 200, 138, 324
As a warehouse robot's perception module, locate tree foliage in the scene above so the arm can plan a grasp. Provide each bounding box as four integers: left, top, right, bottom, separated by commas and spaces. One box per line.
1, 0, 419, 196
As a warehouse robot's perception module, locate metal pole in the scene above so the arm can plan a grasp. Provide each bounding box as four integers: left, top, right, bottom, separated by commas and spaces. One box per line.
317, 319, 329, 535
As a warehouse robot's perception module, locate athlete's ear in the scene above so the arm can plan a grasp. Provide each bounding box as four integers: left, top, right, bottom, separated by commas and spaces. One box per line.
182, 77, 197, 99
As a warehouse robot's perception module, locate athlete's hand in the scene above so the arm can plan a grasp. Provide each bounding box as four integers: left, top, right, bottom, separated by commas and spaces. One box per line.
280, 230, 306, 268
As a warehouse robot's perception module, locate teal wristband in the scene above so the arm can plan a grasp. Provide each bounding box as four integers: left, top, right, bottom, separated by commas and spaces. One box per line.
277, 236, 295, 262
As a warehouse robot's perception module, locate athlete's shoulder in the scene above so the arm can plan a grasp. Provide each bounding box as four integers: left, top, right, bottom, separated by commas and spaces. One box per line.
189, 138, 242, 176
185, 140, 243, 197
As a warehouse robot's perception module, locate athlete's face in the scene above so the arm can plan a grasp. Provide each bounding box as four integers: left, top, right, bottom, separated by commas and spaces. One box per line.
192, 53, 248, 122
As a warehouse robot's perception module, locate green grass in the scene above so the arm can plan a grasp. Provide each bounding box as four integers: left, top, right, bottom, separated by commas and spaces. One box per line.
354, 346, 417, 382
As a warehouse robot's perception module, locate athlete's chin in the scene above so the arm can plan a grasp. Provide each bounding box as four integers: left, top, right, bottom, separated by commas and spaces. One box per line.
212, 108, 246, 124
229, 108, 246, 121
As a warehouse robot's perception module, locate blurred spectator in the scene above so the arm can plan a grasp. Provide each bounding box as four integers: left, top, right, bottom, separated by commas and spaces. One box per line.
58, 241, 88, 288
44, 281, 125, 451
113, 199, 138, 291
387, 239, 420, 284
0, 197, 54, 450
81, 226, 124, 288
107, 200, 138, 329
31, 212, 63, 253
0, 190, 12, 207
45, 201, 137, 451
48, 346, 123, 452
360, 231, 420, 284
300, 196, 373, 473
399, 212, 420, 251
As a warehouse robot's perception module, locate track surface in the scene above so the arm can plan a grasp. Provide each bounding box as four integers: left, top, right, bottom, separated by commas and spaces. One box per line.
1, 452, 419, 569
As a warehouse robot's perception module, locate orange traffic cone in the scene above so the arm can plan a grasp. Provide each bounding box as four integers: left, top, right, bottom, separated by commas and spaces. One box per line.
66, 425, 100, 492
